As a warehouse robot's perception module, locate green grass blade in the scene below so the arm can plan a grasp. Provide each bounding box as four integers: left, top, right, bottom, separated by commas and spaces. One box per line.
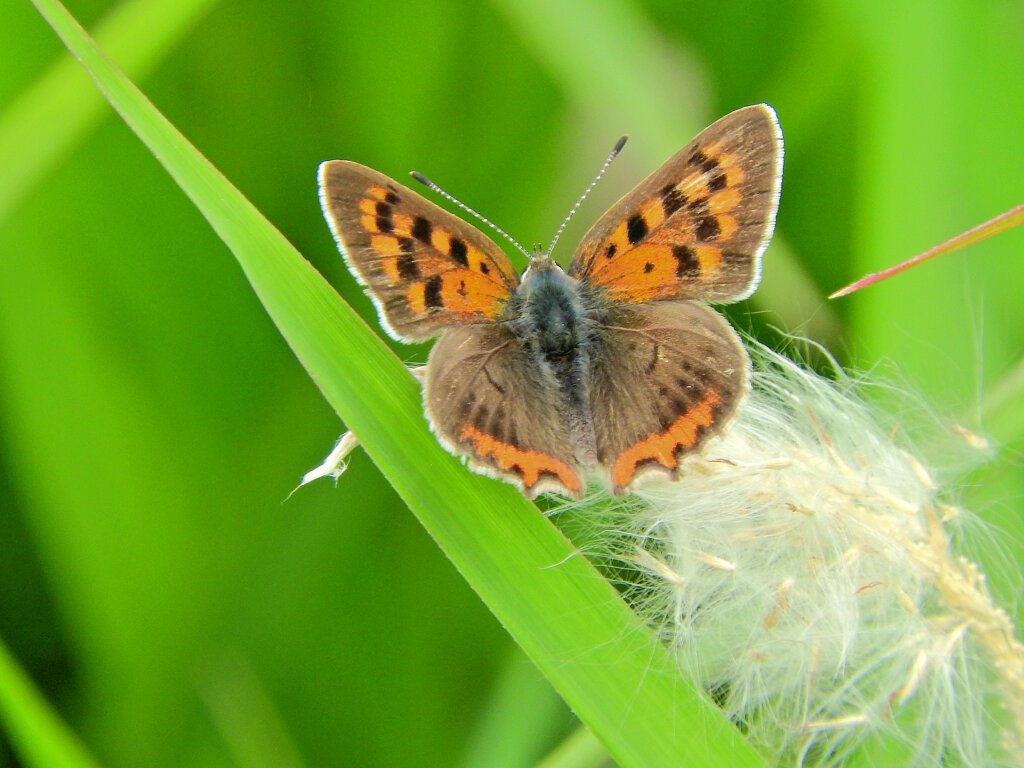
458, 648, 570, 768
27, 0, 764, 765
0, 0, 218, 222
979, 355, 1024, 446
536, 726, 611, 768
0, 637, 104, 768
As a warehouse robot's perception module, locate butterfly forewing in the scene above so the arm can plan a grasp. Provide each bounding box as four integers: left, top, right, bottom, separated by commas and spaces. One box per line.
568, 104, 782, 305
586, 301, 749, 494
318, 161, 519, 342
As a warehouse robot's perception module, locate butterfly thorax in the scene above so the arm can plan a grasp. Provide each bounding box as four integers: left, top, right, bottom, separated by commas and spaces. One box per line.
511, 257, 597, 358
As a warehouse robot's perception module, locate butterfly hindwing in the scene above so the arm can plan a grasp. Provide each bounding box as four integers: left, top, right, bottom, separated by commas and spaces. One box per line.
318, 161, 520, 342
423, 323, 585, 498
568, 104, 782, 305
587, 300, 748, 494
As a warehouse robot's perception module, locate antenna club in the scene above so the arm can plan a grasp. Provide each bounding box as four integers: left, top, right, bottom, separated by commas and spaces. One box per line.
614, 135, 629, 153
410, 171, 435, 189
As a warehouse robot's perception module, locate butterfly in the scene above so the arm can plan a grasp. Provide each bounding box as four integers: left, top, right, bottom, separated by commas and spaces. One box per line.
318, 104, 783, 499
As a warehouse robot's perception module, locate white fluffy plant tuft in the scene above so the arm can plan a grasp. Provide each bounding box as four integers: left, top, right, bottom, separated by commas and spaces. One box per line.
559, 343, 1024, 767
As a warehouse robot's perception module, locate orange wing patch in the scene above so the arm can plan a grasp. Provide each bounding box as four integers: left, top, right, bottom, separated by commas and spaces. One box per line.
703, 144, 745, 186
357, 187, 515, 320
611, 389, 722, 489
460, 424, 581, 494
436, 270, 511, 318
584, 244, 682, 302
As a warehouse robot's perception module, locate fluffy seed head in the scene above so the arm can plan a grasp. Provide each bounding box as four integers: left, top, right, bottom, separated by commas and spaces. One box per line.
558, 343, 1021, 767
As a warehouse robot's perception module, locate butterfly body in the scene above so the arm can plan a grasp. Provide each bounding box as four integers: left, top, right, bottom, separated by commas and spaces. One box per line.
320, 105, 783, 498
494, 256, 603, 467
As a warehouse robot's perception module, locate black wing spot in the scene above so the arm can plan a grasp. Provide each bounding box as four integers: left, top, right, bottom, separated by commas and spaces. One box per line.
450, 237, 469, 266
374, 202, 394, 233
643, 262, 654, 274
697, 216, 721, 241
689, 149, 719, 175
424, 275, 444, 309
385, 191, 399, 204
412, 216, 433, 244
672, 245, 700, 278
398, 236, 416, 253
397, 252, 419, 280
626, 214, 648, 244
708, 173, 727, 192
479, 261, 490, 274
661, 184, 687, 216
687, 197, 708, 216
605, 243, 617, 259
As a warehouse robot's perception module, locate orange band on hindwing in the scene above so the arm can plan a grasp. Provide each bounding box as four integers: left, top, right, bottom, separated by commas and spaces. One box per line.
460, 424, 580, 493
611, 389, 722, 489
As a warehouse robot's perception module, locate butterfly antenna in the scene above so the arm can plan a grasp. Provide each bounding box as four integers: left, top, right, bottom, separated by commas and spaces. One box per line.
544, 135, 628, 258
410, 171, 531, 259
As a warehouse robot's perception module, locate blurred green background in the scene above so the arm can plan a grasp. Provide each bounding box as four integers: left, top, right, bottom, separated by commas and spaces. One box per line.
2, 0, 1023, 766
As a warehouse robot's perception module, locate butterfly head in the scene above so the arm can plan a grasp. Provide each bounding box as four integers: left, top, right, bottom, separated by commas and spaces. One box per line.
520, 253, 562, 280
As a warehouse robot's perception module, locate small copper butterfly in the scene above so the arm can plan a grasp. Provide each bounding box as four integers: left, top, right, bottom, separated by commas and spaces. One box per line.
318, 105, 783, 498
